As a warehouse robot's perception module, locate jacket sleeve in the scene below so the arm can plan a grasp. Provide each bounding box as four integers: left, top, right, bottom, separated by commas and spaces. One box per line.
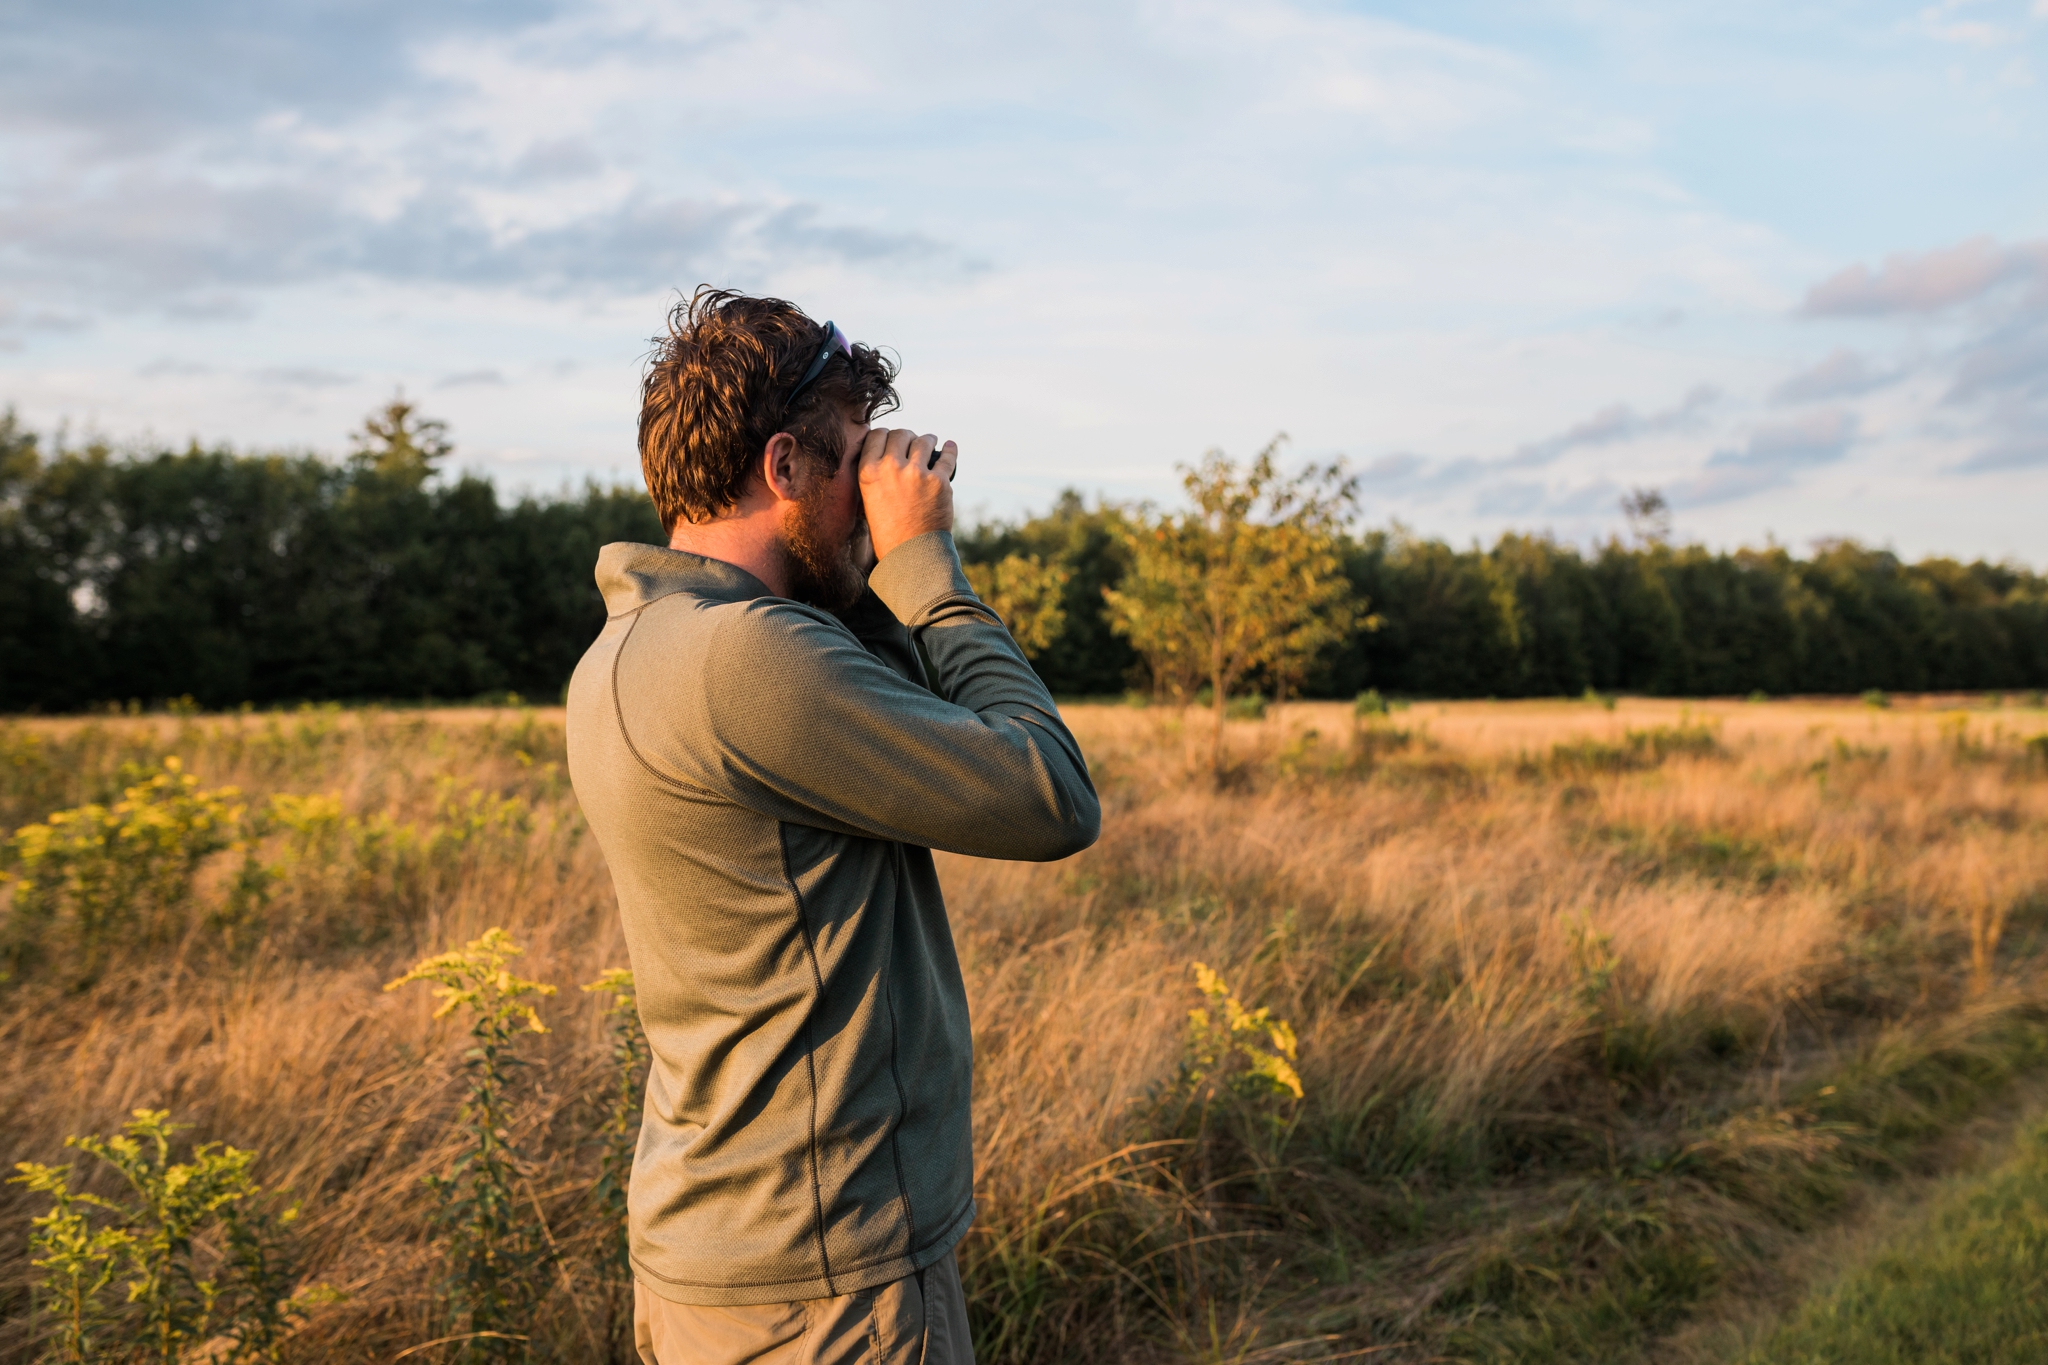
700, 531, 1100, 861
829, 587, 929, 690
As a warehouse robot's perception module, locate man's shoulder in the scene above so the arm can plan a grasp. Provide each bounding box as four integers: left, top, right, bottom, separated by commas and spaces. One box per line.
610, 591, 863, 702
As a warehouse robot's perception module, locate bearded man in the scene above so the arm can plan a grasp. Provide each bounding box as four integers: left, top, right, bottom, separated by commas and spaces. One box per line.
565, 289, 1101, 1365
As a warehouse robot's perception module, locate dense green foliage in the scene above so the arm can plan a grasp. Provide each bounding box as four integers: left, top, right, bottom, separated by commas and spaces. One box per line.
3, 409, 2044, 708
972, 507, 2048, 701
0, 411, 661, 711
1327, 529, 2048, 700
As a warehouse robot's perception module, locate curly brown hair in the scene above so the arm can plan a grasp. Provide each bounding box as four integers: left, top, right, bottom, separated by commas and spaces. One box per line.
639, 287, 900, 531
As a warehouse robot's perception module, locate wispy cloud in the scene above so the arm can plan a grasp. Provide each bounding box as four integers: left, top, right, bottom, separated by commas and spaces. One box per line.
0, 0, 558, 153
2, 2, 2045, 559
1947, 320, 2048, 402
255, 367, 355, 388
1349, 386, 1721, 528
137, 359, 213, 378
1510, 385, 1720, 464
0, 178, 965, 306
1955, 437, 2048, 472
1800, 236, 2047, 316
1770, 349, 1900, 404
1791, 234, 2047, 487
508, 137, 603, 184
1713, 408, 1858, 468
1672, 408, 1858, 507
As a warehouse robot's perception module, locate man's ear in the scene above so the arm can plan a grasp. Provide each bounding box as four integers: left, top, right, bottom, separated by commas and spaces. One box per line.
759, 432, 802, 505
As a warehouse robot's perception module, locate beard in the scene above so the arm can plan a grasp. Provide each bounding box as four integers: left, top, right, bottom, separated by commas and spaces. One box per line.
777, 469, 869, 613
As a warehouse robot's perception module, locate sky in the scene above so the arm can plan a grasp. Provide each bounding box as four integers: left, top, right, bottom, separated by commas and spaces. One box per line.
1, 0, 2044, 559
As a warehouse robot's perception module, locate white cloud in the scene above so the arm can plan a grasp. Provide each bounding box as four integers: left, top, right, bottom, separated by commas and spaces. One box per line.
1713, 409, 1859, 468
1669, 409, 1859, 507
1801, 237, 2047, 315
1956, 437, 2048, 471
255, 367, 355, 388
1511, 386, 1720, 464
3, 1, 2047, 558
1770, 349, 1900, 404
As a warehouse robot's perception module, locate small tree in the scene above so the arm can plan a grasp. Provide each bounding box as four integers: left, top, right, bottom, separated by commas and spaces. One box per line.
1259, 517, 1378, 716
1621, 487, 1671, 546
1104, 440, 1362, 776
581, 968, 648, 1364
386, 929, 557, 1363
350, 395, 452, 489
963, 554, 1071, 659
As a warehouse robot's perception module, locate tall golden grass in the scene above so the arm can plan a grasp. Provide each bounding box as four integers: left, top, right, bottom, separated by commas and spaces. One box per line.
2, 696, 2045, 1362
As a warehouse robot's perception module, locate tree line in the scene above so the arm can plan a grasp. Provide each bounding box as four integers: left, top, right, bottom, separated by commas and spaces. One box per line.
3, 405, 2044, 713
0, 404, 661, 712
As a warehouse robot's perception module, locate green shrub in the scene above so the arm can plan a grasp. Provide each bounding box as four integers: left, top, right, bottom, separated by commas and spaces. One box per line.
1179, 961, 1302, 1105
3, 758, 249, 987
581, 968, 647, 1364
9, 1109, 324, 1365
1165, 961, 1305, 1175
1543, 720, 1722, 775
386, 929, 557, 1364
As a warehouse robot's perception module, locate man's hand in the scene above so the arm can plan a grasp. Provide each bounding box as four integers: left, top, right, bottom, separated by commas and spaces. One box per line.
859, 428, 956, 563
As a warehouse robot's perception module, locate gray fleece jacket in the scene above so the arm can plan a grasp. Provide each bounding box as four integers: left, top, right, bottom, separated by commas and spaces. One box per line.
565, 530, 1100, 1306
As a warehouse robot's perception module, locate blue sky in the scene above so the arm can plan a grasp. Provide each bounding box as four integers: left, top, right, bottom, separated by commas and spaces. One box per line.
2, 0, 2044, 558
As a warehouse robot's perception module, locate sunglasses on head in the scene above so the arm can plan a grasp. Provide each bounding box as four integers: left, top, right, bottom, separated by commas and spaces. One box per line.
784, 320, 853, 411
781, 320, 950, 476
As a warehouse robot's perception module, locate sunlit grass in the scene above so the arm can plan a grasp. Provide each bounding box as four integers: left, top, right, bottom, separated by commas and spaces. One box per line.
0, 695, 2043, 1362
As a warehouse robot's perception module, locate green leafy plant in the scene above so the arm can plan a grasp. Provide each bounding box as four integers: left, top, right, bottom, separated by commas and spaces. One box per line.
1545, 719, 1722, 775
581, 967, 648, 1363
10, 1162, 131, 1364
4, 758, 246, 986
10, 1109, 322, 1365
1179, 962, 1303, 1106
386, 929, 557, 1363
963, 553, 1071, 658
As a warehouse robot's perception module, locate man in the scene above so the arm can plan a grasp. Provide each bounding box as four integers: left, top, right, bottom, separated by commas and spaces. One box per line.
565, 289, 1101, 1364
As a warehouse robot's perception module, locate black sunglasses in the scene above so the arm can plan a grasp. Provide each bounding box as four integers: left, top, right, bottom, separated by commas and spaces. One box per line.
784, 319, 952, 477
783, 319, 852, 412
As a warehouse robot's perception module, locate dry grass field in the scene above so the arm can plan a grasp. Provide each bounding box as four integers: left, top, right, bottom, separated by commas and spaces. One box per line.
2, 695, 2046, 1363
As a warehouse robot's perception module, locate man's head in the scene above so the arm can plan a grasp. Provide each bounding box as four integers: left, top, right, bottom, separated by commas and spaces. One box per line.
640, 288, 900, 608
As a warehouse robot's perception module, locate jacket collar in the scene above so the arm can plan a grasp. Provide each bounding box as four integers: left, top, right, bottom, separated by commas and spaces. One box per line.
594, 541, 772, 616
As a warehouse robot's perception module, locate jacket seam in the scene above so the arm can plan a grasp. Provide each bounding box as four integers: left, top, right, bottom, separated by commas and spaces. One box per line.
608, 602, 721, 799
779, 822, 837, 1296
903, 585, 1003, 631
879, 850, 920, 1258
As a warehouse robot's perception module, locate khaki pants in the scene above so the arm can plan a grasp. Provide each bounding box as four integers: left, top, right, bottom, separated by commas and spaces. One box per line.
634, 1253, 975, 1365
